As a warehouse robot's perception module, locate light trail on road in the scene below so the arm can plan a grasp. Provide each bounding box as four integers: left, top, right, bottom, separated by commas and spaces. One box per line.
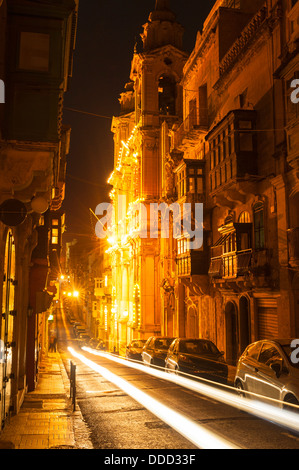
68, 347, 240, 449
82, 347, 299, 436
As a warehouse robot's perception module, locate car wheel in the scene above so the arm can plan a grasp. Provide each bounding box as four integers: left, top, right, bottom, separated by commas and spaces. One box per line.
283, 395, 299, 412
235, 380, 245, 398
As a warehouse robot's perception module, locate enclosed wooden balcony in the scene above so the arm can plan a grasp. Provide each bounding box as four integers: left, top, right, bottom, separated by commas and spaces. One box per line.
207, 110, 257, 197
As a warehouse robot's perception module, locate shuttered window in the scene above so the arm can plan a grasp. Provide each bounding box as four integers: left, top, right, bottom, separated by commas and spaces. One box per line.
257, 300, 278, 339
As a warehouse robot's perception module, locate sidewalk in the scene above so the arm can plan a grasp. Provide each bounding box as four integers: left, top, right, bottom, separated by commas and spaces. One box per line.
0, 351, 93, 449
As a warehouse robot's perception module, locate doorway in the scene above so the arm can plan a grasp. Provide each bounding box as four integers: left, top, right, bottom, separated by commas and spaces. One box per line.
1, 230, 15, 429
239, 296, 250, 355
225, 302, 238, 365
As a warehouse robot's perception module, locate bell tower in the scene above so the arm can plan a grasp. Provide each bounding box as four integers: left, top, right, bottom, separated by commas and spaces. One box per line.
141, 0, 184, 52
129, 0, 188, 197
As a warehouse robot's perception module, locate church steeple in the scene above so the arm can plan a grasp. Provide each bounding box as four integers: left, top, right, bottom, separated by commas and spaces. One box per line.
141, 0, 184, 52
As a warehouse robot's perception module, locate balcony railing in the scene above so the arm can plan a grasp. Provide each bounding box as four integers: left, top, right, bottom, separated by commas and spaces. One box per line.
177, 250, 209, 277
218, 6, 267, 79
209, 249, 252, 279
172, 108, 207, 150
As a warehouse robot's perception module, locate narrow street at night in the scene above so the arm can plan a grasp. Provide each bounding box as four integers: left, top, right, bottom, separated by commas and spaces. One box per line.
54, 304, 299, 451
0, 0, 299, 458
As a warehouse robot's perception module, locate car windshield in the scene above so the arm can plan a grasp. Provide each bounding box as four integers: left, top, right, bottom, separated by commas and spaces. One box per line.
155, 338, 174, 350
180, 340, 219, 355
281, 344, 299, 369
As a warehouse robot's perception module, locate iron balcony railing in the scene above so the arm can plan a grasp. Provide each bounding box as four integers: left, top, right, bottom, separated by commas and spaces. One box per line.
172, 108, 208, 150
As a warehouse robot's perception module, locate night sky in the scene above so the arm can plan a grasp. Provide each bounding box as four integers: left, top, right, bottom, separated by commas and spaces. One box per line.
62, 0, 215, 243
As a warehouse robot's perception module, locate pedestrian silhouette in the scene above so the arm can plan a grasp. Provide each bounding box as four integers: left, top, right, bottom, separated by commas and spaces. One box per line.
49, 335, 55, 352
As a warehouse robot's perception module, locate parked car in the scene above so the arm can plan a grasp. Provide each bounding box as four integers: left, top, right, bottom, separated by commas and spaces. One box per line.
165, 338, 228, 384
74, 325, 86, 337
126, 339, 147, 361
78, 334, 91, 347
234, 339, 299, 409
95, 340, 106, 351
142, 336, 175, 367
88, 338, 100, 349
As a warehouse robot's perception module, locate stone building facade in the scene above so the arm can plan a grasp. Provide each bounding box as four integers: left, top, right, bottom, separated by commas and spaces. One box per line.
103, 0, 299, 362
164, 0, 299, 365
106, 0, 188, 353
0, 0, 78, 428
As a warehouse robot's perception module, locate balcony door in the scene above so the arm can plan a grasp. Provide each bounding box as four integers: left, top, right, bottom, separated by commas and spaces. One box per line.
186, 306, 198, 338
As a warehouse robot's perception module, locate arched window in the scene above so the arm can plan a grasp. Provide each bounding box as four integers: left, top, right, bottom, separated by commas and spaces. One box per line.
253, 202, 265, 250
158, 75, 176, 116
238, 211, 251, 223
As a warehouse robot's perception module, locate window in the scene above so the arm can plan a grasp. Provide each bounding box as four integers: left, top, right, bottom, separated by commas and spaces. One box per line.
198, 84, 208, 127
187, 166, 204, 194
217, 223, 252, 278
177, 169, 186, 198
224, 233, 236, 254
253, 202, 265, 250
189, 177, 195, 194
51, 228, 59, 245
177, 238, 189, 255
177, 237, 191, 276
176, 162, 204, 198
244, 342, 262, 360
238, 211, 251, 223
258, 343, 283, 367
158, 75, 176, 115
19, 32, 50, 72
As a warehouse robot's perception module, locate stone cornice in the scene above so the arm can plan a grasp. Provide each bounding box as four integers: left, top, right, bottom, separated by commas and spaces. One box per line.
181, 13, 218, 86
213, 6, 270, 91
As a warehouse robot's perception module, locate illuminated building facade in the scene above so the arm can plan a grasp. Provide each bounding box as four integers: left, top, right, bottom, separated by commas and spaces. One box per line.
0, 0, 78, 428
165, 0, 299, 364
106, 0, 299, 362
106, 0, 188, 352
